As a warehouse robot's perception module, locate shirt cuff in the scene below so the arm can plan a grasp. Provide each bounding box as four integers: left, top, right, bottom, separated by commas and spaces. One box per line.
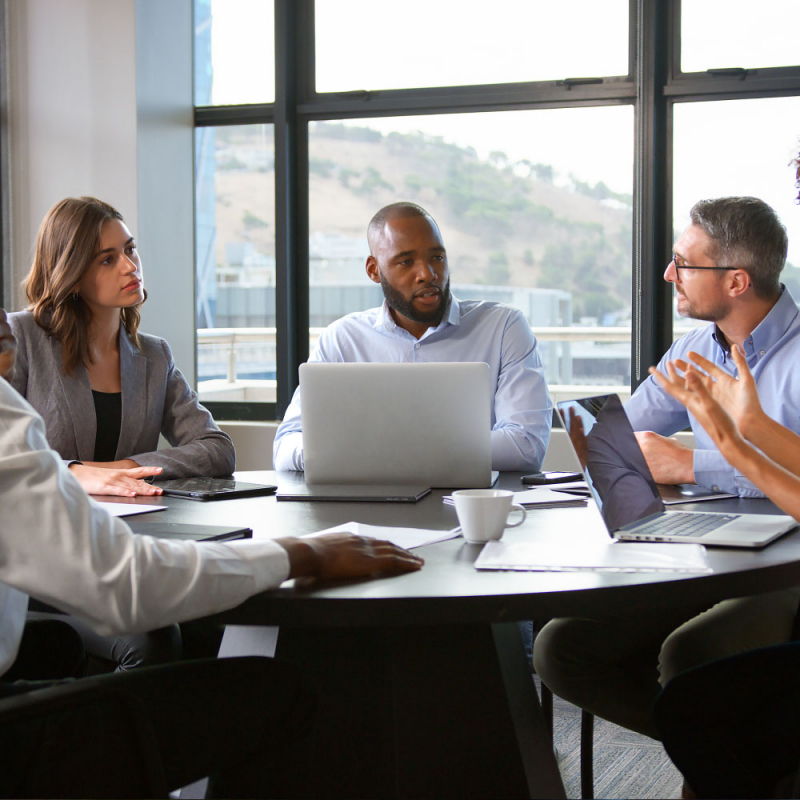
692, 449, 764, 498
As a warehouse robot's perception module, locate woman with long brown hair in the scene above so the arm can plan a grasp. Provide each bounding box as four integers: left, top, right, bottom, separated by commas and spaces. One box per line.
8, 196, 236, 669
9, 196, 234, 497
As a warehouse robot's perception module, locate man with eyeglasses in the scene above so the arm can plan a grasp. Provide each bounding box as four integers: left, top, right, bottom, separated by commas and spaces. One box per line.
625, 196, 800, 498
535, 194, 800, 748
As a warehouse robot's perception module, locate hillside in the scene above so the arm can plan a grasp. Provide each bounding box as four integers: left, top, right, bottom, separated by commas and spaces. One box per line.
213, 122, 634, 322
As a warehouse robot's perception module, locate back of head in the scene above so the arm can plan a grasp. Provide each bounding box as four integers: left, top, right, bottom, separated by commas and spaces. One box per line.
689, 197, 787, 299
24, 196, 139, 373
367, 202, 437, 251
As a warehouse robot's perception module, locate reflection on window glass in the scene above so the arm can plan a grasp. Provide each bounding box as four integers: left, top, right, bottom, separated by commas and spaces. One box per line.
315, 0, 628, 92
673, 97, 800, 322
681, 1, 800, 73
195, 124, 275, 403
194, 0, 274, 106
308, 108, 633, 391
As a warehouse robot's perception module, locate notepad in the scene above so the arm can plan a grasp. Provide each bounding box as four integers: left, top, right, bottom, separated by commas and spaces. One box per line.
474, 540, 712, 573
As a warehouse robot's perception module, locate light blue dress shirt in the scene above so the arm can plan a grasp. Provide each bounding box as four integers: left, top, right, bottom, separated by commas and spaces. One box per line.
625, 286, 800, 497
273, 296, 553, 472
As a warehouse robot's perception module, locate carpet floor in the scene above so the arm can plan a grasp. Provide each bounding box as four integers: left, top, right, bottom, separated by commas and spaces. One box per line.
536, 677, 683, 799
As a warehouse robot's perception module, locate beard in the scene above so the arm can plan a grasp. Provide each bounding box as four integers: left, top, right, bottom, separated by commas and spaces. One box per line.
676, 290, 730, 323
380, 275, 451, 328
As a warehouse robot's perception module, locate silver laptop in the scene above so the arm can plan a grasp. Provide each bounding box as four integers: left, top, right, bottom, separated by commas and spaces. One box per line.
300, 362, 493, 488
557, 394, 796, 548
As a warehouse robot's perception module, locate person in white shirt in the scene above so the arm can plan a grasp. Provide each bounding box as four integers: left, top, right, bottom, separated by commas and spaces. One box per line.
0, 306, 422, 797
273, 202, 552, 473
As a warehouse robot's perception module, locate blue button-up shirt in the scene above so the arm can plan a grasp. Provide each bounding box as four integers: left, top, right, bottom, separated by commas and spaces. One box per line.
625, 286, 800, 497
273, 296, 552, 472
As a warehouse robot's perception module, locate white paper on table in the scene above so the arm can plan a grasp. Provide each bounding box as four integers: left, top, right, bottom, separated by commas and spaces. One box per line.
94, 502, 168, 518
309, 521, 461, 550
474, 540, 712, 573
512, 488, 588, 507
442, 488, 586, 508
543, 480, 588, 491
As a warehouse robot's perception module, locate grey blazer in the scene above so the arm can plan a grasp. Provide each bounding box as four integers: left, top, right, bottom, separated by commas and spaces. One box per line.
8, 310, 235, 478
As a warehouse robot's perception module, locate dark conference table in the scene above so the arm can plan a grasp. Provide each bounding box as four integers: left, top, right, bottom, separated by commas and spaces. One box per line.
127, 471, 800, 799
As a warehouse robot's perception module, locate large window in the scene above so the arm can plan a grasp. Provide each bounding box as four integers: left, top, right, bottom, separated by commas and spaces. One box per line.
315, 0, 629, 92
673, 97, 800, 324
680, 1, 800, 73
194, 0, 275, 106
308, 107, 633, 388
194, 0, 800, 419
195, 124, 275, 400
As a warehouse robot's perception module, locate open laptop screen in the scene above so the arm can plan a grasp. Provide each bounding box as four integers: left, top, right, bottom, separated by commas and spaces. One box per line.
300, 362, 493, 488
557, 395, 665, 533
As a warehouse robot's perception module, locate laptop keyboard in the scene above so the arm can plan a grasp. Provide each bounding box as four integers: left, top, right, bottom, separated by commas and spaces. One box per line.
629, 512, 740, 538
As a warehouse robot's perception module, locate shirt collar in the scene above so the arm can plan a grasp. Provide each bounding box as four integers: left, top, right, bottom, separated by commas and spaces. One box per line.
712, 284, 798, 361
376, 294, 462, 336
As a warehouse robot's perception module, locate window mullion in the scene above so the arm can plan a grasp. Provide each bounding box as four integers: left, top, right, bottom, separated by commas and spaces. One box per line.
632, 0, 672, 389
274, 0, 312, 417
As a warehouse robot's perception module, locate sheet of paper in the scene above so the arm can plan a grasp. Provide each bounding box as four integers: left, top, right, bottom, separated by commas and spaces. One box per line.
543, 479, 588, 491
474, 540, 712, 573
443, 488, 586, 508
94, 502, 168, 518
309, 522, 461, 550
512, 488, 588, 507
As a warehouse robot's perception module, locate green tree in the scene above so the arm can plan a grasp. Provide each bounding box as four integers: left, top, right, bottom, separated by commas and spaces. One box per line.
404, 174, 423, 194
310, 158, 336, 178
523, 249, 534, 267
356, 166, 394, 196
485, 252, 511, 285
242, 210, 268, 229
338, 167, 360, 188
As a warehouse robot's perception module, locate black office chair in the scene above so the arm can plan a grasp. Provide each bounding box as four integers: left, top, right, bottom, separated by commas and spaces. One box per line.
0, 677, 170, 798
540, 681, 595, 799
532, 615, 595, 800
655, 642, 800, 799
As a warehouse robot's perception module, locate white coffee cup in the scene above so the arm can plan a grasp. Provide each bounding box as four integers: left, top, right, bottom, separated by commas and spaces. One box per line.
452, 489, 527, 544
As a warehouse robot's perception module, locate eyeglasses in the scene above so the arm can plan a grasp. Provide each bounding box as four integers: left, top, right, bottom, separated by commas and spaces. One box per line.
671, 255, 745, 278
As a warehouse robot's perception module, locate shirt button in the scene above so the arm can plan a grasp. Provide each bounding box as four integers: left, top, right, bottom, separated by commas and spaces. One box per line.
760, 350, 766, 356
415, 344, 420, 350
712, 485, 720, 492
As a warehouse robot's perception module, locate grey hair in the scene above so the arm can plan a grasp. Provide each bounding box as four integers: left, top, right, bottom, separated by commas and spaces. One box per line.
689, 197, 787, 299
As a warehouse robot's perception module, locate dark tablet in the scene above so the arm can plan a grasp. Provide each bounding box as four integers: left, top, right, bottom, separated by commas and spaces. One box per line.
151, 477, 277, 501
127, 520, 253, 541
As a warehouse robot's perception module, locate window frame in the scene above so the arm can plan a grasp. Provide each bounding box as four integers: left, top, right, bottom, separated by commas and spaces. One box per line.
194, 0, 800, 421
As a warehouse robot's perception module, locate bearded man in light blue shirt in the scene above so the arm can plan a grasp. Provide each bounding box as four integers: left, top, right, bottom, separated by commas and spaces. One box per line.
626, 196, 799, 497
274, 202, 552, 472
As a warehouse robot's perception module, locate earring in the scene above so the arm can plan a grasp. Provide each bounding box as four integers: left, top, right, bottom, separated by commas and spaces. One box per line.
72, 292, 79, 301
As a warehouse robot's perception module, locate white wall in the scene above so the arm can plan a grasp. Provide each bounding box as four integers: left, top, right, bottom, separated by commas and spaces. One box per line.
135, 0, 195, 382
7, 0, 138, 306
6, 0, 196, 382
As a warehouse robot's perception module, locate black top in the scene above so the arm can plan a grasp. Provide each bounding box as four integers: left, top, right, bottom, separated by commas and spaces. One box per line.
92, 390, 122, 462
